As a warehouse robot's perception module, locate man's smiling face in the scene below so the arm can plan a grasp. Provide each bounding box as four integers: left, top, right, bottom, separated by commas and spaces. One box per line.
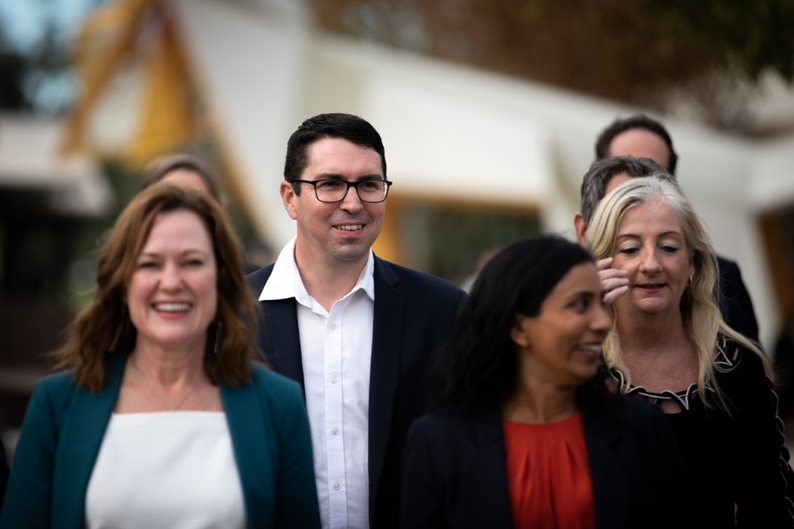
281, 137, 386, 269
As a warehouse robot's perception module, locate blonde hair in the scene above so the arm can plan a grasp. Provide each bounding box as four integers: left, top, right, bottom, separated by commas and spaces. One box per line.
587, 175, 769, 409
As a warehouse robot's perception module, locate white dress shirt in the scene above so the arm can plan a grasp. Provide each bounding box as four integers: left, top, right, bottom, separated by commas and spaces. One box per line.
260, 237, 374, 529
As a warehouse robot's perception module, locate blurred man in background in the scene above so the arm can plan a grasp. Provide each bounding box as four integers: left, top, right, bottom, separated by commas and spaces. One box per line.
592, 114, 760, 343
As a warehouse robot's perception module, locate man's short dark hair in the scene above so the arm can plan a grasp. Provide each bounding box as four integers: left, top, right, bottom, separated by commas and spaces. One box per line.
283, 113, 386, 194
580, 156, 670, 225
594, 114, 678, 175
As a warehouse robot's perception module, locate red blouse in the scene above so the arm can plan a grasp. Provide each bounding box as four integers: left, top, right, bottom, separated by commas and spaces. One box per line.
502, 414, 595, 529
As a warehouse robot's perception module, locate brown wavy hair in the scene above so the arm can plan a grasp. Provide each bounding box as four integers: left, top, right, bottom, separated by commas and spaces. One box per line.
55, 183, 259, 391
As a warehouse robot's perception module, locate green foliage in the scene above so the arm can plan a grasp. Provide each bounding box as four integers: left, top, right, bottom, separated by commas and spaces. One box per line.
648, 0, 794, 81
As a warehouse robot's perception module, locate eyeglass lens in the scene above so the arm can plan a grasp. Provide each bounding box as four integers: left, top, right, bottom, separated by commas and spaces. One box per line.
315, 180, 388, 203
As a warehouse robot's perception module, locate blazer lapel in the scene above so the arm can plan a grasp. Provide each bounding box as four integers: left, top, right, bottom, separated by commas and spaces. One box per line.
221, 382, 271, 528
249, 265, 304, 389
261, 298, 305, 389
579, 387, 628, 529
53, 354, 125, 529
367, 258, 404, 513
470, 409, 514, 528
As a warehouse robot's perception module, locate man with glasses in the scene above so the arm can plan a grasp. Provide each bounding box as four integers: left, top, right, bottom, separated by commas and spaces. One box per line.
246, 113, 465, 529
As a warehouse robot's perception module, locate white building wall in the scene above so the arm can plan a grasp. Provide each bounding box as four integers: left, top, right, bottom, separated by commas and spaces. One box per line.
175, 5, 794, 349
171, 0, 309, 247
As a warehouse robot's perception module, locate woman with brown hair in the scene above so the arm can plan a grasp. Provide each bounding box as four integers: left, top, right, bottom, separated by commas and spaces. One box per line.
1, 184, 319, 529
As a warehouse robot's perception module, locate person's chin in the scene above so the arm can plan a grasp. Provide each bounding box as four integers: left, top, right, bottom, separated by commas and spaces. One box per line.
333, 245, 370, 263
634, 301, 673, 315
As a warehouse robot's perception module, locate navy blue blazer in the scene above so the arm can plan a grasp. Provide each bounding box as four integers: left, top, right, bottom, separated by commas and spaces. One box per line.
246, 256, 465, 529
0, 354, 320, 529
400, 384, 700, 529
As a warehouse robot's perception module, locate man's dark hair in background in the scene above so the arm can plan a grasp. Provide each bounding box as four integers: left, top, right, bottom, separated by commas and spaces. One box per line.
595, 114, 679, 175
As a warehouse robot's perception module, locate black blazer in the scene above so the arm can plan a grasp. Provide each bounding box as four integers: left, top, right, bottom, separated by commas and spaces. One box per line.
246, 257, 465, 529
716, 255, 759, 344
400, 385, 700, 529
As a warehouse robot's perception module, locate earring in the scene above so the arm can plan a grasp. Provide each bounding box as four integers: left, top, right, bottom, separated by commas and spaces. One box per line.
213, 321, 224, 355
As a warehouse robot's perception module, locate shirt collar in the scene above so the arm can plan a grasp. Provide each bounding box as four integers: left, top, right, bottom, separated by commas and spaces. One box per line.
259, 236, 375, 303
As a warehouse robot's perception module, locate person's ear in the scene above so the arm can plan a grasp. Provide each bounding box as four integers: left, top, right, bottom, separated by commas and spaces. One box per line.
510, 314, 532, 349
574, 213, 588, 246
280, 181, 298, 220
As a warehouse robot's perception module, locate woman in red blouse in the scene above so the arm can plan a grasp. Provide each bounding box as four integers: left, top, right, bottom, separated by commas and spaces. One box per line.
399, 235, 699, 529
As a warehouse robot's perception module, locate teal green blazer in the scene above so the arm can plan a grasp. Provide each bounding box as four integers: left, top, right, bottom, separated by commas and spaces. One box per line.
0, 353, 321, 529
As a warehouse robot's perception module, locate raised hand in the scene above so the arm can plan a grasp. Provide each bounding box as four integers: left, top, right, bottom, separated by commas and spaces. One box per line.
597, 257, 629, 305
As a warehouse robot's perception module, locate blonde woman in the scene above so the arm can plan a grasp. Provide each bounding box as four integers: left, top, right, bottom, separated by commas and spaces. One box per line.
587, 175, 792, 528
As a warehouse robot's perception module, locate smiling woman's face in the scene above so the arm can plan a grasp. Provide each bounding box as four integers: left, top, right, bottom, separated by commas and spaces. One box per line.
127, 209, 218, 354
611, 197, 694, 317
511, 262, 610, 389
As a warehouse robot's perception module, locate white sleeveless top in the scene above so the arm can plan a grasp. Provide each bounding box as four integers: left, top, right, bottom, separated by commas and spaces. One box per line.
85, 412, 245, 529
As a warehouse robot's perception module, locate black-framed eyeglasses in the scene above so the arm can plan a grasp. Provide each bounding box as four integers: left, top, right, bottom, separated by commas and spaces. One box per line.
292, 179, 393, 203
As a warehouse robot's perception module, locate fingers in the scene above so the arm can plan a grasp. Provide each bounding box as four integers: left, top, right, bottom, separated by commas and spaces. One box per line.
597, 259, 629, 305
596, 257, 614, 271
603, 285, 629, 305
599, 268, 628, 284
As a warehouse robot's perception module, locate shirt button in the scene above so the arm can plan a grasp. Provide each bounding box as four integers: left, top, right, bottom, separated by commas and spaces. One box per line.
330, 375, 338, 384
331, 427, 339, 436
329, 322, 337, 330
333, 482, 341, 491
